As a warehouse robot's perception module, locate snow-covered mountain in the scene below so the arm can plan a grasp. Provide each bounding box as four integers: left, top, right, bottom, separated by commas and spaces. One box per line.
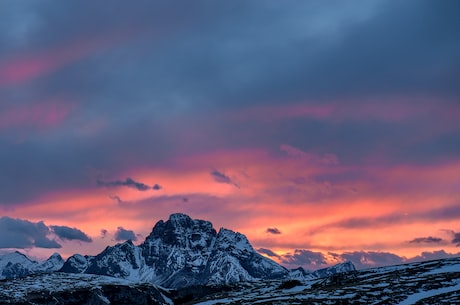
0, 251, 64, 279
61, 213, 289, 288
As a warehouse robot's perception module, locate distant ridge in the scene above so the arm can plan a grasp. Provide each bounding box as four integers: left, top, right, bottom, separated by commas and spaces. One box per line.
0, 251, 63, 279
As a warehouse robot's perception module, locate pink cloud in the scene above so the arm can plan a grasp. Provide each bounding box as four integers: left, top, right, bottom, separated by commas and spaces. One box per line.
229, 103, 335, 122
5, 147, 460, 262
0, 99, 76, 130
227, 96, 460, 129
0, 32, 133, 88
280, 144, 339, 165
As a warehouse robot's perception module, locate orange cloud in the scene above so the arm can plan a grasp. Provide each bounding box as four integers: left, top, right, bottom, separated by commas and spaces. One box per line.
4, 147, 460, 263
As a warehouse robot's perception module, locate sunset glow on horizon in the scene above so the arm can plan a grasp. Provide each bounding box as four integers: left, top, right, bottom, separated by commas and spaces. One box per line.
1, 1, 459, 271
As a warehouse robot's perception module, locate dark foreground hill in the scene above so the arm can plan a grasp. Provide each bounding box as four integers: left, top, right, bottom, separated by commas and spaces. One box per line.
0, 256, 459, 304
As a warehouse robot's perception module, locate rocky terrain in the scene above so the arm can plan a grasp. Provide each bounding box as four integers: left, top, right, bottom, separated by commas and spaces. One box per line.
0, 256, 459, 304
191, 256, 460, 304
0, 273, 171, 305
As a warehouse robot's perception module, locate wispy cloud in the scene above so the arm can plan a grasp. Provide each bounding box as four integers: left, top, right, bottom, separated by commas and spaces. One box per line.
97, 177, 161, 192
210, 170, 239, 188
257, 248, 280, 258
409, 236, 443, 244
109, 195, 123, 204
266, 227, 282, 235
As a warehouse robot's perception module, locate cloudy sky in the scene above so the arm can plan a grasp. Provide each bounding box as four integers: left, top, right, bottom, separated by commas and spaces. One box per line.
1, 1, 459, 270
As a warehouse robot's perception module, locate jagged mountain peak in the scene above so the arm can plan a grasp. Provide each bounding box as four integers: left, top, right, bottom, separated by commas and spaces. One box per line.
48, 252, 62, 259
144, 213, 216, 250
169, 212, 192, 222
0, 251, 35, 269
216, 227, 254, 254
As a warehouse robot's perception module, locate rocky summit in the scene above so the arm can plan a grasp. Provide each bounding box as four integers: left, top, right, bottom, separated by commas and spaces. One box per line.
61, 213, 288, 288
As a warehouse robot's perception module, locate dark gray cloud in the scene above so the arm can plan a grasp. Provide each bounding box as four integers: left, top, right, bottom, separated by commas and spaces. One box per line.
100, 229, 108, 238
0, 217, 60, 249
114, 227, 137, 242
152, 184, 162, 190
109, 195, 123, 204
50, 225, 92, 242
409, 236, 443, 244
407, 250, 460, 263
257, 248, 280, 258
210, 170, 239, 188
0, 217, 94, 249
452, 232, 460, 246
338, 251, 405, 269
266, 227, 281, 235
97, 178, 156, 191
281, 249, 327, 269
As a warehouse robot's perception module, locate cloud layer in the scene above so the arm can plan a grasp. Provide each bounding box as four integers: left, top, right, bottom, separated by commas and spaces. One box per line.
0, 1, 459, 263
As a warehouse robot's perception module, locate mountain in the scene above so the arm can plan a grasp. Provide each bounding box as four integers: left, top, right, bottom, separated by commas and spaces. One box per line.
0, 251, 64, 279
61, 213, 289, 287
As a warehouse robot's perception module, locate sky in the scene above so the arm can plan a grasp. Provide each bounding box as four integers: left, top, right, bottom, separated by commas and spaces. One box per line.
0, 0, 459, 270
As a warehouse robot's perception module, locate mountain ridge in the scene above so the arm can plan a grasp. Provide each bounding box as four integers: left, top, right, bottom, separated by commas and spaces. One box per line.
0, 213, 355, 288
